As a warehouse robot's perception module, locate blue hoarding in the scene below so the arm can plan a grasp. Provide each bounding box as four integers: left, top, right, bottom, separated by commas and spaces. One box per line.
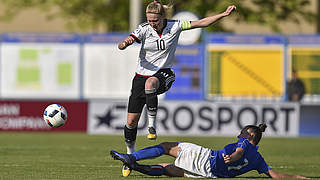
165, 44, 204, 100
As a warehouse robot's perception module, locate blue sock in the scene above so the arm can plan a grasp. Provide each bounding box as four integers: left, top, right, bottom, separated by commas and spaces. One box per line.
134, 164, 165, 176
132, 145, 165, 161
144, 165, 165, 176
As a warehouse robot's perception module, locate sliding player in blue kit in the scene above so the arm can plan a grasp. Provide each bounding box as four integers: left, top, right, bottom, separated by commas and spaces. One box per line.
111, 124, 308, 179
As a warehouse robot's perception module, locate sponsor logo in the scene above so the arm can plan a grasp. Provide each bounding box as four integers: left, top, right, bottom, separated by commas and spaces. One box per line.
91, 101, 299, 136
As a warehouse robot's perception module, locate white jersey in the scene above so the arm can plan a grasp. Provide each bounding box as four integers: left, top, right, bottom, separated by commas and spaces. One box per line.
130, 20, 190, 76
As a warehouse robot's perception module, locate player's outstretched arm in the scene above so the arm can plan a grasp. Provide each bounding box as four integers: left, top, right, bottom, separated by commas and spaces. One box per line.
266, 169, 309, 179
118, 36, 135, 50
190, 5, 236, 29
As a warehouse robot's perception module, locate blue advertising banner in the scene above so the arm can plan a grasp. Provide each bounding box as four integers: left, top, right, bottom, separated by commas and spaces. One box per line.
83, 33, 128, 44
300, 104, 320, 136
165, 44, 204, 100
207, 34, 286, 44
1, 33, 81, 43
288, 35, 320, 44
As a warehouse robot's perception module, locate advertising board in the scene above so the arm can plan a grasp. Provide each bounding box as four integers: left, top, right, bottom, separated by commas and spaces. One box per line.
165, 45, 204, 100
0, 100, 87, 132
206, 34, 285, 100
88, 100, 299, 137
83, 34, 138, 99
0, 33, 81, 99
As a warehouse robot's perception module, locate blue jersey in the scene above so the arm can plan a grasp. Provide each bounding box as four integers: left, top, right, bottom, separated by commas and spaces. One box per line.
210, 138, 270, 178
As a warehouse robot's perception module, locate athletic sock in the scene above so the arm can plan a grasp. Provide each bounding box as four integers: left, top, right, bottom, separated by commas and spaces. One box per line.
145, 88, 158, 128
147, 113, 156, 129
124, 125, 137, 154
131, 145, 165, 161
134, 164, 165, 176
125, 141, 135, 154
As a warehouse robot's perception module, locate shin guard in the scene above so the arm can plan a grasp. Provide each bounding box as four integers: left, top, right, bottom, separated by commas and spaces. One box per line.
124, 125, 137, 143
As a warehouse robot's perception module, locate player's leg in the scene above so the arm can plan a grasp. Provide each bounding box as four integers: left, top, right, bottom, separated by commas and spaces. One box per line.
111, 143, 183, 177
122, 74, 146, 177
125, 74, 147, 153
129, 142, 180, 161
111, 144, 165, 165
162, 163, 185, 177
122, 113, 140, 177
111, 142, 180, 163
129, 163, 184, 177
124, 113, 140, 154
159, 142, 180, 157
115, 142, 209, 178
145, 76, 159, 140
145, 68, 175, 140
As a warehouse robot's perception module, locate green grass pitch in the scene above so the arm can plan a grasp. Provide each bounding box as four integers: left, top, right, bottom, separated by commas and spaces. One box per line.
0, 132, 319, 180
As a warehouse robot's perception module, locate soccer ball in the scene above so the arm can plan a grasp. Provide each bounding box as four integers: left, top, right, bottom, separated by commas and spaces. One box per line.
43, 104, 67, 128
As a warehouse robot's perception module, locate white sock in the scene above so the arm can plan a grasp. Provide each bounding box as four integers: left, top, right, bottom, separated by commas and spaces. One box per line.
125, 140, 135, 154
125, 123, 137, 154
148, 113, 156, 128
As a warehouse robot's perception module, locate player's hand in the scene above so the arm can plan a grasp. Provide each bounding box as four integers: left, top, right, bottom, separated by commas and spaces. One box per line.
124, 36, 135, 45
222, 153, 232, 164
118, 36, 135, 50
296, 175, 310, 179
222, 5, 236, 17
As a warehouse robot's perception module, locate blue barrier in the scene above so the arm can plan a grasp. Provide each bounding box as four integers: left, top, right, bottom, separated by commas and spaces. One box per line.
300, 104, 320, 136
207, 34, 286, 44
165, 45, 204, 100
1, 33, 81, 43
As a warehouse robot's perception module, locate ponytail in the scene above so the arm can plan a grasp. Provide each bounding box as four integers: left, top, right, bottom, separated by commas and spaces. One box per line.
258, 123, 267, 132
238, 123, 267, 145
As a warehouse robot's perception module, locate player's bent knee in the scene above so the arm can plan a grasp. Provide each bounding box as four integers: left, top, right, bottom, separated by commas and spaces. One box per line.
159, 142, 179, 154
145, 77, 159, 89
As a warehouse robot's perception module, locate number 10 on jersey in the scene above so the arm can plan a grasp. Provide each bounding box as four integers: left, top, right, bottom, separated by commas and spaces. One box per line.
156, 39, 165, 50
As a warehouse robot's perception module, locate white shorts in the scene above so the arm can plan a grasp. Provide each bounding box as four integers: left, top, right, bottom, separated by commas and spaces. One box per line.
174, 142, 216, 178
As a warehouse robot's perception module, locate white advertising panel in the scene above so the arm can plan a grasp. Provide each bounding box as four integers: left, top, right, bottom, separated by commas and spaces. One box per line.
83, 44, 139, 99
88, 100, 300, 137
1, 43, 80, 99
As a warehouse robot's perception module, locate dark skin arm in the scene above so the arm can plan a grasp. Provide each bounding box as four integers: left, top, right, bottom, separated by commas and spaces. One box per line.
265, 169, 309, 179
222, 147, 244, 164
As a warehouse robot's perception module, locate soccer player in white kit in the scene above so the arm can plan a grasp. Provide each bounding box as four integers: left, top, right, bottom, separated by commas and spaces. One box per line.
118, 0, 236, 176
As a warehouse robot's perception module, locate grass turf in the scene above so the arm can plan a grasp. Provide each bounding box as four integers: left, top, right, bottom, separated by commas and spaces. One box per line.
0, 132, 319, 180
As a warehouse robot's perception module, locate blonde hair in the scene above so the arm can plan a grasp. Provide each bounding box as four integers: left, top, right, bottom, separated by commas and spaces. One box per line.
146, 0, 173, 18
